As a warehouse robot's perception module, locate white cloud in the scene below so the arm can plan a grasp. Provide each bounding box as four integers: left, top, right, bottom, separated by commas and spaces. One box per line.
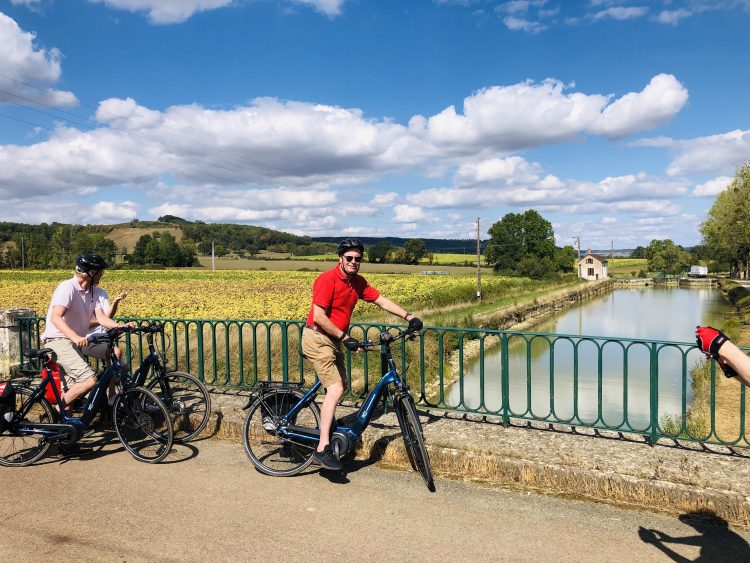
589, 74, 688, 138
292, 0, 347, 17
84, 0, 345, 23
454, 156, 543, 186
89, 200, 140, 222
502, 15, 546, 33
692, 175, 733, 197
369, 192, 399, 207
0, 13, 77, 107
393, 205, 430, 223
654, 9, 693, 24
666, 129, 750, 176
591, 6, 648, 21
87, 0, 234, 24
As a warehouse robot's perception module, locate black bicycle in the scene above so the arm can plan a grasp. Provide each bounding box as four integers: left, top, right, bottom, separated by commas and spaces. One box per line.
0, 327, 173, 466
125, 322, 211, 442
242, 327, 435, 491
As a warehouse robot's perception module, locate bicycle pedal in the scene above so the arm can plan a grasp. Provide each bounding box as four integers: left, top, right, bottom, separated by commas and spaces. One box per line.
262, 416, 276, 432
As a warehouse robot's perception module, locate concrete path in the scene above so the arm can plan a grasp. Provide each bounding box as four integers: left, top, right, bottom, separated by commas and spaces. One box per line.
2, 434, 750, 562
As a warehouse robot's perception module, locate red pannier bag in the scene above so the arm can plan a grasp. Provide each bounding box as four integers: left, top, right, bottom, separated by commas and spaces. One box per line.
42, 361, 63, 404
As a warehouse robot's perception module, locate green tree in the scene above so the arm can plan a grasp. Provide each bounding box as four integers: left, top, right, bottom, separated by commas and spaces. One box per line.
368, 241, 391, 263
485, 210, 556, 274
404, 238, 427, 264
646, 239, 693, 275
701, 162, 750, 278
555, 245, 578, 273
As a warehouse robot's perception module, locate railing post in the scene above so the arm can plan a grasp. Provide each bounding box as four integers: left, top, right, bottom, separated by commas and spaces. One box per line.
196, 322, 205, 383
648, 342, 659, 446
501, 332, 510, 427
1, 308, 36, 378
281, 321, 289, 383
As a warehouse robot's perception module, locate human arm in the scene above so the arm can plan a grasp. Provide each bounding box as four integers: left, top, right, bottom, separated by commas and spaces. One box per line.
94, 307, 128, 331
373, 296, 423, 331
105, 292, 127, 318
696, 326, 750, 386
50, 305, 88, 348
311, 304, 348, 341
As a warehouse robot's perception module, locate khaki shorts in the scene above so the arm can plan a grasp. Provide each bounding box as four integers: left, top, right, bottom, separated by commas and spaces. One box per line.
301, 327, 346, 389
82, 340, 109, 361
44, 338, 97, 388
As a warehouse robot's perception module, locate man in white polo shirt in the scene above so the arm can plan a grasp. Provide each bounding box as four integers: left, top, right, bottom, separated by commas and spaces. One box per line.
40, 254, 127, 413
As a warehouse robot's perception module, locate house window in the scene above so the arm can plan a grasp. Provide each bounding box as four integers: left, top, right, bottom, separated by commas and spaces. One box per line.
587, 258, 593, 264
588, 268, 594, 277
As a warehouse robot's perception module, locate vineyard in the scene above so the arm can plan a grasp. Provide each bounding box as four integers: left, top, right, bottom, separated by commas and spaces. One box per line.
0, 269, 556, 322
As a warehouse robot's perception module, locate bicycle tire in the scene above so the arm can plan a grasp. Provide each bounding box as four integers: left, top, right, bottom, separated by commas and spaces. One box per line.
0, 386, 54, 467
395, 394, 435, 491
243, 388, 320, 476
147, 371, 211, 442
112, 386, 173, 463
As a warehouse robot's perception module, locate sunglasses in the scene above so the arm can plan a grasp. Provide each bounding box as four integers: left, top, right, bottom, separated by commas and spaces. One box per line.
343, 255, 363, 263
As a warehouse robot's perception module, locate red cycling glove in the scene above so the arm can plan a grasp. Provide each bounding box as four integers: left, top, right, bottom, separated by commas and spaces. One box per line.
695, 326, 729, 359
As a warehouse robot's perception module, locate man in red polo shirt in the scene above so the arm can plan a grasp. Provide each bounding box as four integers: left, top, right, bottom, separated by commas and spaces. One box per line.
302, 238, 422, 470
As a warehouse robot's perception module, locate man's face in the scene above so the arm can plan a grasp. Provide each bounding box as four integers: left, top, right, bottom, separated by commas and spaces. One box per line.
90, 270, 104, 285
340, 251, 363, 275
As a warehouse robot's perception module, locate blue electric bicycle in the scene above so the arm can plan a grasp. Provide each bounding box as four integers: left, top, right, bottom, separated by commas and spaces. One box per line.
241, 327, 435, 491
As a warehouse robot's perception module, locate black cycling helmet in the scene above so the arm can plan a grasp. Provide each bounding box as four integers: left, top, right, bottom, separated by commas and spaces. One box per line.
76, 253, 108, 275
337, 238, 364, 256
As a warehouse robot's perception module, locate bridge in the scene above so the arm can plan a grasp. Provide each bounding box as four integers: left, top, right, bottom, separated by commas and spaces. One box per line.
3, 309, 750, 531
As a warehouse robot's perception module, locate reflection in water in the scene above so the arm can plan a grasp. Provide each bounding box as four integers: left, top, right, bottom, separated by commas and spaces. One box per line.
448, 287, 733, 429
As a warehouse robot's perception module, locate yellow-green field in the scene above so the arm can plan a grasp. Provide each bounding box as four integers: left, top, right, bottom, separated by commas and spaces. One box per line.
0, 269, 552, 321
608, 258, 647, 275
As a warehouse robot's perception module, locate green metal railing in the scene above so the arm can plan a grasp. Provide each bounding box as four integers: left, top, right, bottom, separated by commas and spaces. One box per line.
16, 316, 750, 449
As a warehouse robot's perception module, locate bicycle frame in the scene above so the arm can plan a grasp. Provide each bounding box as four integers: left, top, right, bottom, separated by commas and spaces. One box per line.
274, 338, 410, 445
14, 358, 121, 441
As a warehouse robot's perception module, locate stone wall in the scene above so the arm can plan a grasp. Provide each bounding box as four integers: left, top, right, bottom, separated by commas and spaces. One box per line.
0, 308, 36, 380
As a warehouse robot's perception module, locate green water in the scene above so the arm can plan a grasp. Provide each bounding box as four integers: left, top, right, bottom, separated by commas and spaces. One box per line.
448, 287, 734, 430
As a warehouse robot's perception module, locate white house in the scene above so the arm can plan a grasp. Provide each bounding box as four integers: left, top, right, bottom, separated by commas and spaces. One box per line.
577, 250, 608, 280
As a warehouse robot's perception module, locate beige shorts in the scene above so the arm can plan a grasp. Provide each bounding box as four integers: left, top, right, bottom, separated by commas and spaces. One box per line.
44, 338, 97, 388
301, 327, 346, 389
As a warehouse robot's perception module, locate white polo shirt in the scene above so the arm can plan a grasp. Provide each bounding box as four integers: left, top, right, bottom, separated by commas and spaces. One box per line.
41, 276, 106, 341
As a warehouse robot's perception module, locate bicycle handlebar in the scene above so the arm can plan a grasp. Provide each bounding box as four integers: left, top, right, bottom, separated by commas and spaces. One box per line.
357, 328, 419, 350
87, 322, 165, 345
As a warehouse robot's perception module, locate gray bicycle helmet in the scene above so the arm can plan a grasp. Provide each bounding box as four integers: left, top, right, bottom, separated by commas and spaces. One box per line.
337, 238, 364, 256
76, 253, 108, 275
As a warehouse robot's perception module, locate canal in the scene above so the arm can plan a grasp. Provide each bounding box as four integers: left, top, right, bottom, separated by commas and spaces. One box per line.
447, 286, 734, 431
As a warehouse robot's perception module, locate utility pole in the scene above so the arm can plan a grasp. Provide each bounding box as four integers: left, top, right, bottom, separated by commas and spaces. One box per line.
573, 236, 581, 259
211, 240, 215, 271
20, 236, 25, 270
476, 218, 482, 301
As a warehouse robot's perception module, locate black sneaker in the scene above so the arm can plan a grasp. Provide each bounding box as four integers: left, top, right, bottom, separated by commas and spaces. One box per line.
311, 446, 343, 471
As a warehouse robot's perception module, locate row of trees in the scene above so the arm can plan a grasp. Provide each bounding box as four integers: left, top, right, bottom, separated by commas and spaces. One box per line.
701, 163, 750, 279
367, 239, 429, 264
0, 225, 118, 269
127, 232, 198, 267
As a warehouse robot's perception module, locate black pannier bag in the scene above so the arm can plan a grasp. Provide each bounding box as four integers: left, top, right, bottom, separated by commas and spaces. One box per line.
0, 381, 16, 432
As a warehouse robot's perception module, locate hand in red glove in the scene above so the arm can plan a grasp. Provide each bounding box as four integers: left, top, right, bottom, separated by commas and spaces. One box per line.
695, 326, 729, 359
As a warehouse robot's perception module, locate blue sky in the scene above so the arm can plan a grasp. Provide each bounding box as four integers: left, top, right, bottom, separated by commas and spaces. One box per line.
1, 0, 749, 248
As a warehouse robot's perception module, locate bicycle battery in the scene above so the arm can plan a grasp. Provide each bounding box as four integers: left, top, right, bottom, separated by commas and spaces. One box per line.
42, 361, 63, 404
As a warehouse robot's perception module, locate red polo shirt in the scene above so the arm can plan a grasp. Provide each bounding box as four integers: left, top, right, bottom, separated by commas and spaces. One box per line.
306, 265, 380, 332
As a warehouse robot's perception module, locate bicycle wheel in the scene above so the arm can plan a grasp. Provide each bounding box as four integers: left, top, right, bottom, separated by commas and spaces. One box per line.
147, 371, 211, 442
395, 394, 435, 491
112, 386, 173, 463
243, 388, 320, 476
0, 386, 54, 467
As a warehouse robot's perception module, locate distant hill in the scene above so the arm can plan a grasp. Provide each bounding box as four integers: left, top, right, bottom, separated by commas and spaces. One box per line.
311, 236, 486, 253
